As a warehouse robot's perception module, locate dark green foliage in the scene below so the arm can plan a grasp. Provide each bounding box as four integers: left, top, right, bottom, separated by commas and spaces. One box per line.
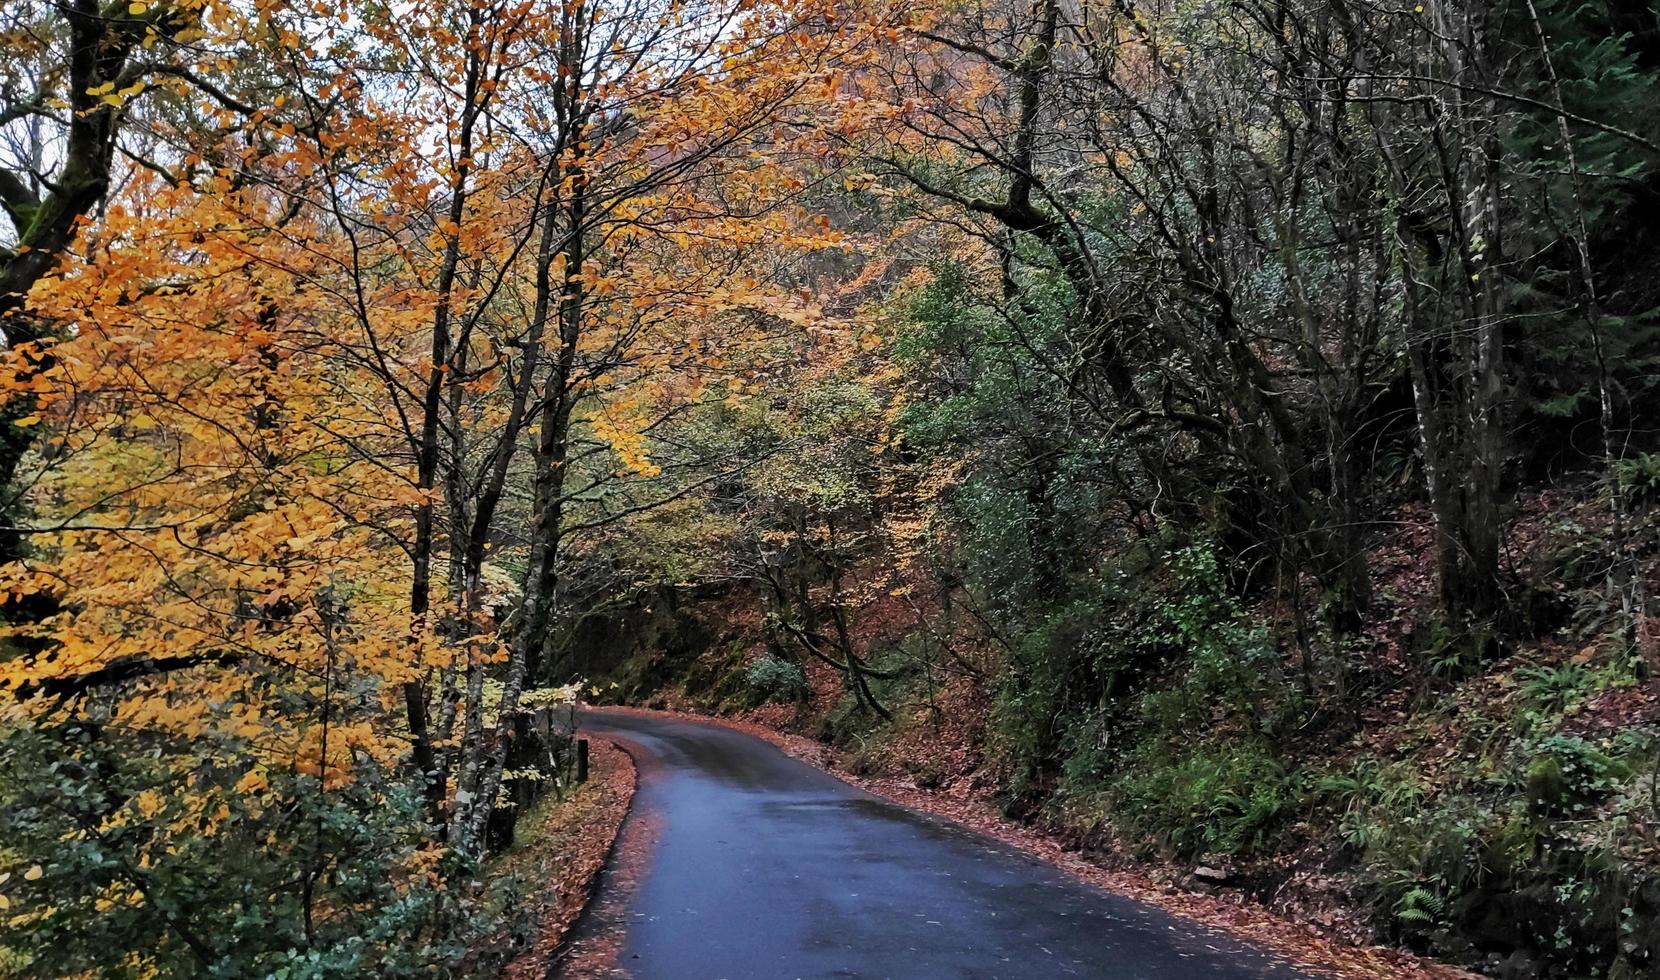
745, 656, 809, 704
1618, 452, 1660, 510
0, 723, 501, 979
880, 113, 1660, 965
895, 265, 1308, 849
1523, 734, 1632, 812
1516, 662, 1595, 714
1112, 744, 1298, 859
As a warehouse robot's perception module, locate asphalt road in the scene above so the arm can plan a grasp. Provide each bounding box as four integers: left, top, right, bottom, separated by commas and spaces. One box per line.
555, 709, 1317, 980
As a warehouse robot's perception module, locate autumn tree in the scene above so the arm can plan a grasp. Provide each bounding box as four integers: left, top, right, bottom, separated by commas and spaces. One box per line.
0, 0, 299, 562
0, 0, 878, 969
443, 0, 881, 851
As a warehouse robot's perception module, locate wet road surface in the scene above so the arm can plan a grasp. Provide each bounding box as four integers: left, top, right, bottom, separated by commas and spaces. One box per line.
555, 709, 1317, 980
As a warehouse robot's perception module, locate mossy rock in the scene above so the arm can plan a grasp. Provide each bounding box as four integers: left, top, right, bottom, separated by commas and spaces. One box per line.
1525, 755, 1567, 810
1484, 809, 1540, 876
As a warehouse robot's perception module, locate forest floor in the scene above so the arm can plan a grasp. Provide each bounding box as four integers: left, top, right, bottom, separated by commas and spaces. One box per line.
490, 738, 637, 979
594, 703, 1473, 980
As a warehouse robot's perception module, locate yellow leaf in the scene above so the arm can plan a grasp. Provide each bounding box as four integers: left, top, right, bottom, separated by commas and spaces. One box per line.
128, 1, 148, 12
24, 864, 42, 881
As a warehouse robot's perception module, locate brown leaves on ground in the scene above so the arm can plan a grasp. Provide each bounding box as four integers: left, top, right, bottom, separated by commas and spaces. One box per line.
500, 739, 637, 980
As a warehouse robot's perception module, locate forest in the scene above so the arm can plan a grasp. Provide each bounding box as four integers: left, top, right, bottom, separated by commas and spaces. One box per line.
0, 0, 1657, 975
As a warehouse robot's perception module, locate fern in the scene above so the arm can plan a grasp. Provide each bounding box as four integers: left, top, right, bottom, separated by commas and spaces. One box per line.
1394, 886, 1445, 925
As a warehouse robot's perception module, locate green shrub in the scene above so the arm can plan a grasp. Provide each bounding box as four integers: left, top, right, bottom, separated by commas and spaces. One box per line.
745, 656, 809, 703
1112, 743, 1297, 858
1134, 546, 1296, 737
1616, 451, 1660, 510
990, 599, 1091, 791
1522, 734, 1630, 812
1364, 798, 1486, 919
0, 723, 494, 979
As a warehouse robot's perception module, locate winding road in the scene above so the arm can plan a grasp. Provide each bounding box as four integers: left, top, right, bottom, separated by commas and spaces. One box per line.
555, 709, 1317, 980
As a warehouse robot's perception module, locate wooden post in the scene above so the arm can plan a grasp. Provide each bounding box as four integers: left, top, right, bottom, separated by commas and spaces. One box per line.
576, 737, 589, 783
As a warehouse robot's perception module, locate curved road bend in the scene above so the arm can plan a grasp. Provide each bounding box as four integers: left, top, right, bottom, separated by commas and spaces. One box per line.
555, 709, 1317, 980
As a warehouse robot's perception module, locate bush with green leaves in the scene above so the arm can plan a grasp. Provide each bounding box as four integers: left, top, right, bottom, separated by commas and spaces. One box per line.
1521, 733, 1632, 812
990, 593, 1111, 793
1133, 546, 1296, 736
0, 723, 501, 979
1111, 743, 1298, 858
1617, 452, 1660, 510
745, 656, 809, 704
